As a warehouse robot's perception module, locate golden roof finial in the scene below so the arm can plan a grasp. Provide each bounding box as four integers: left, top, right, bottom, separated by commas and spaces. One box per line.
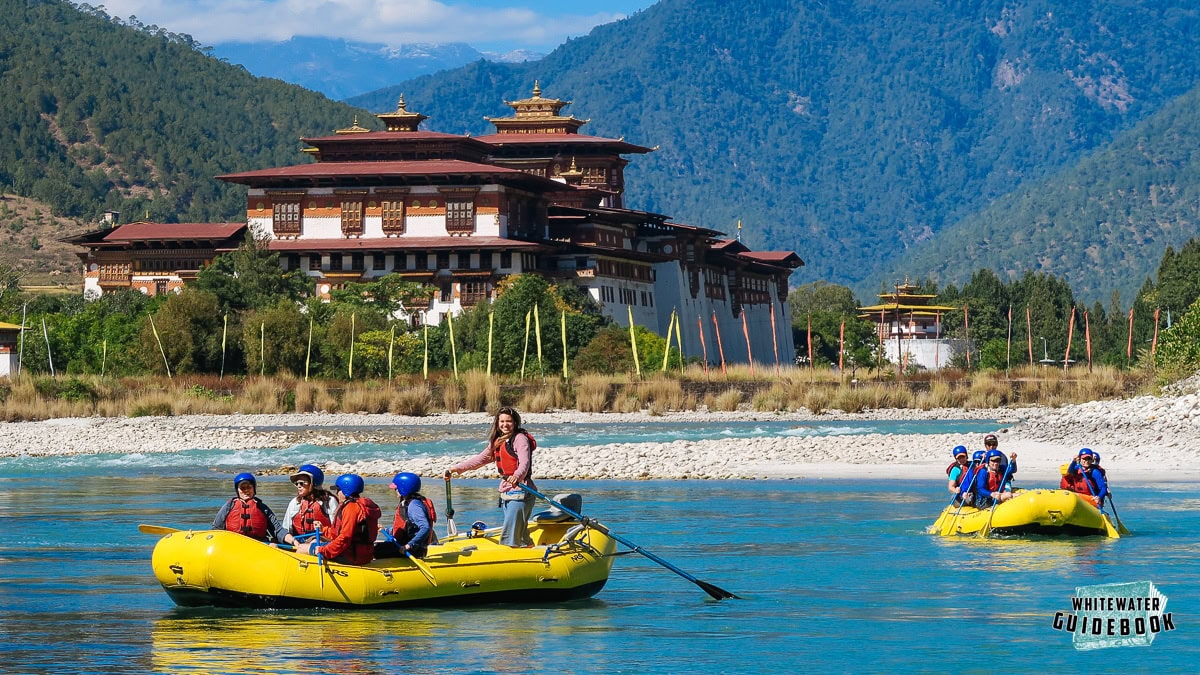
397, 94, 407, 112
532, 80, 541, 98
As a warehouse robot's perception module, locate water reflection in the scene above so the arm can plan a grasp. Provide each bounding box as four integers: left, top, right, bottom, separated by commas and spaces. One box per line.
150, 603, 616, 675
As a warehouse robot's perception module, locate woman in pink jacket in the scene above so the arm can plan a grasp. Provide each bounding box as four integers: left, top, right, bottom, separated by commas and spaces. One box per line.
446, 406, 537, 547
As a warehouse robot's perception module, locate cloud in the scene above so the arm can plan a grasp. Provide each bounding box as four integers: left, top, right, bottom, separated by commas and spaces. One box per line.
95, 0, 626, 51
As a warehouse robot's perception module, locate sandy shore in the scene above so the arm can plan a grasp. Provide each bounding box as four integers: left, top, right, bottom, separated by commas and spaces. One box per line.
4, 385, 1200, 484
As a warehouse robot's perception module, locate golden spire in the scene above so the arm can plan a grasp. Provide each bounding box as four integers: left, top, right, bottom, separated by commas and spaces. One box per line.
532, 80, 541, 98
375, 94, 428, 132
335, 115, 370, 134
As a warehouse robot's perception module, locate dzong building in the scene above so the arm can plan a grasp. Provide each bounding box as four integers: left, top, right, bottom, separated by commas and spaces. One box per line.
69, 85, 803, 365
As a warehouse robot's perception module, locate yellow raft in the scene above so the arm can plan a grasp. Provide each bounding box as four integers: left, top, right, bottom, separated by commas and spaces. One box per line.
930, 488, 1120, 538
151, 519, 617, 609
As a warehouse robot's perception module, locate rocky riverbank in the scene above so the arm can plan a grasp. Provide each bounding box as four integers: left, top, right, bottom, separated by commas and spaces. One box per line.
4, 387, 1199, 483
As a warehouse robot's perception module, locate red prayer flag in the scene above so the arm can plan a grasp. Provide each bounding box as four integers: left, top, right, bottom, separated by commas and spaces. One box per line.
1151, 307, 1161, 356
741, 310, 754, 374
806, 313, 813, 371
697, 316, 708, 375
711, 312, 727, 375
1084, 310, 1092, 371
1126, 307, 1135, 361
1025, 306, 1033, 366
771, 304, 781, 372
1064, 306, 1076, 370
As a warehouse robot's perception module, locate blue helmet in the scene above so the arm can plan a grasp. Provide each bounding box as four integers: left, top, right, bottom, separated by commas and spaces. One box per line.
985, 449, 1005, 463
952, 445, 968, 458
392, 472, 421, 497
335, 473, 364, 498
972, 450, 986, 463
290, 464, 325, 488
234, 472, 256, 491
1092, 452, 1101, 464
1077, 448, 1095, 459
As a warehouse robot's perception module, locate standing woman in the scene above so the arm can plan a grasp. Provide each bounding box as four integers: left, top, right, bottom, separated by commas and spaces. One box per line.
445, 406, 537, 547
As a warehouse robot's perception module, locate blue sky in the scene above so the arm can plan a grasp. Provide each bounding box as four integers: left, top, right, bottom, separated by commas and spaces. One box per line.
98, 0, 658, 53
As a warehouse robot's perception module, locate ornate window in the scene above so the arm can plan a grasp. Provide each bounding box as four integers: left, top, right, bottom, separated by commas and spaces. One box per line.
379, 192, 407, 235
461, 281, 489, 307
272, 197, 301, 236
446, 198, 475, 234
340, 198, 364, 237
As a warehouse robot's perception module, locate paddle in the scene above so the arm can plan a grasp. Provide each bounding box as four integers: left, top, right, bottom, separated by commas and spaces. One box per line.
138, 524, 181, 535
1107, 493, 1132, 536
382, 527, 438, 586
517, 483, 739, 601
314, 522, 325, 589
938, 460, 979, 536
444, 474, 458, 537
1079, 465, 1121, 538
978, 458, 1015, 539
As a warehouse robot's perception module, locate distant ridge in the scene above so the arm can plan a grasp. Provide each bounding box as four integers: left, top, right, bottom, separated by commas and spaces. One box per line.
349, 0, 1200, 302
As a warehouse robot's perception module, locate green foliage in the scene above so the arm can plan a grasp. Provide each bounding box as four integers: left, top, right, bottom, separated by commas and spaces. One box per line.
240, 300, 310, 376
139, 288, 223, 375
788, 281, 876, 370
573, 324, 674, 375
1154, 295, 1200, 377
196, 235, 309, 312
0, 1, 370, 223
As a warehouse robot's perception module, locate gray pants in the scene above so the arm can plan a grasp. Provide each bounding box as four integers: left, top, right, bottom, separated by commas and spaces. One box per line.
499, 492, 535, 547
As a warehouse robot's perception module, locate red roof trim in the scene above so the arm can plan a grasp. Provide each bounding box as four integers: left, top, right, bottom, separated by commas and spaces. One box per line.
101, 222, 246, 242
267, 236, 544, 252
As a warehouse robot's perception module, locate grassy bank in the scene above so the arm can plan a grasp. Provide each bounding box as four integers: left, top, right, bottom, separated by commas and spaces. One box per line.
0, 364, 1157, 422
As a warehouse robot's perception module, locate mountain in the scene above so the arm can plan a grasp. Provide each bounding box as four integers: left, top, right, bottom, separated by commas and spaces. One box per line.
0, 0, 367, 226
893, 81, 1200, 305
211, 37, 543, 101
348, 0, 1200, 304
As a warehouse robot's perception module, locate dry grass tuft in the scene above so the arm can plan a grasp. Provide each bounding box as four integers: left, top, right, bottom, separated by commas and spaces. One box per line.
389, 383, 433, 416
575, 373, 616, 413
463, 370, 500, 412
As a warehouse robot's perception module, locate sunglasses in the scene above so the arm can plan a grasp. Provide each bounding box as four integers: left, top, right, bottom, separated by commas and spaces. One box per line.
988, 458, 1002, 463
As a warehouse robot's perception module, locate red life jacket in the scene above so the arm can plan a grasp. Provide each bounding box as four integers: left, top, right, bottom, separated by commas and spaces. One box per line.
291, 494, 332, 535
333, 496, 382, 565
985, 469, 1005, 492
494, 430, 536, 477
392, 495, 438, 545
946, 461, 969, 486
224, 497, 270, 540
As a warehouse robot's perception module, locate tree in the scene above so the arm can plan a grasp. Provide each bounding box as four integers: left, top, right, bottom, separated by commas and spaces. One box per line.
138, 288, 224, 374
195, 234, 309, 313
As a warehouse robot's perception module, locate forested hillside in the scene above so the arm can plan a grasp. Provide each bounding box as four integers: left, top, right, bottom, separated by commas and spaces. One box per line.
892, 81, 1200, 304
351, 0, 1200, 302
0, 0, 369, 225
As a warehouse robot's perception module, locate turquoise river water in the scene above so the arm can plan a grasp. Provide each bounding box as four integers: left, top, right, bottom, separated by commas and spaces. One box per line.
0, 419, 1194, 673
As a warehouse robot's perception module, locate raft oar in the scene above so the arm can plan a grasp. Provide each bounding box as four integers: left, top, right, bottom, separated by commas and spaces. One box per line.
938, 461, 978, 536
314, 522, 325, 589
382, 528, 438, 586
1107, 492, 1132, 535
978, 459, 1016, 539
138, 524, 182, 535
518, 483, 739, 601
445, 474, 458, 537
1080, 468, 1121, 538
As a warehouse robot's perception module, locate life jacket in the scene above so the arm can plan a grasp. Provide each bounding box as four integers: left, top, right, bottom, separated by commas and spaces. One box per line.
334, 496, 382, 565
393, 495, 438, 546
291, 493, 332, 535
224, 497, 270, 540
946, 461, 970, 487
494, 429, 536, 477
985, 469, 1006, 493
957, 465, 981, 495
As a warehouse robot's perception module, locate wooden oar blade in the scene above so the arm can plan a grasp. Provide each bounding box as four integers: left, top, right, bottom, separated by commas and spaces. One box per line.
138, 524, 181, 535
697, 579, 740, 601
